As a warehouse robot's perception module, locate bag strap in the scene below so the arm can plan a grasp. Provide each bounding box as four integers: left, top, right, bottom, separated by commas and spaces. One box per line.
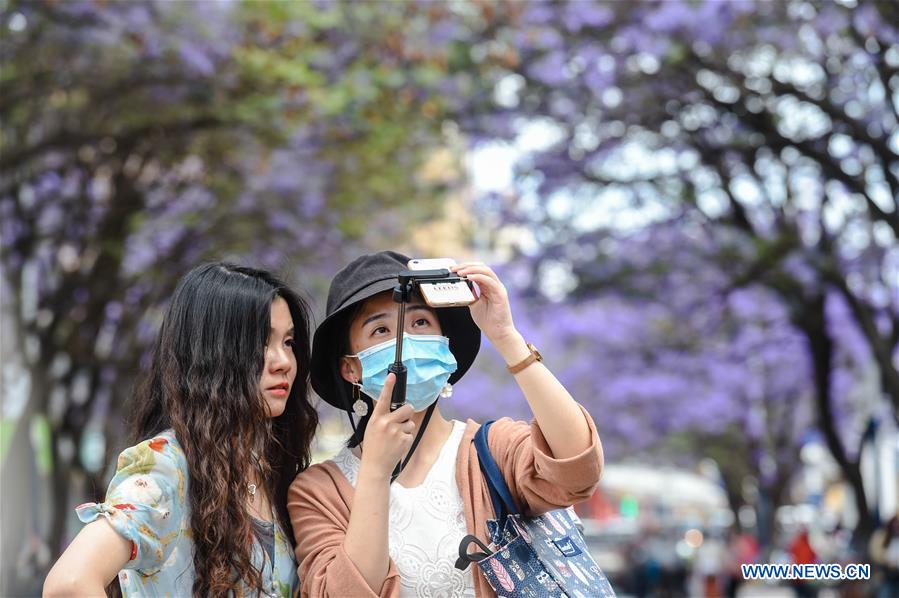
454, 422, 522, 572
474, 420, 521, 524
454, 534, 492, 571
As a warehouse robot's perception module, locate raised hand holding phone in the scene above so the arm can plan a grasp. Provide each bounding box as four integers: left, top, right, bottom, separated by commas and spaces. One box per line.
450, 262, 518, 349
407, 258, 476, 307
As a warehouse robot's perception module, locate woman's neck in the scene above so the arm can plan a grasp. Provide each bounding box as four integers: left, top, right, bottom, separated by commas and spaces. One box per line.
397, 407, 454, 487
353, 406, 454, 486
408, 406, 453, 456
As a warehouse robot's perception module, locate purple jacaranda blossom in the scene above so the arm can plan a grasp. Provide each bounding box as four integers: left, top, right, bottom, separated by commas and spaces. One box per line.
827, 292, 874, 369
37, 204, 64, 235
643, 0, 694, 34
177, 42, 217, 77
583, 65, 616, 97
527, 50, 569, 86
522, 2, 557, 28
562, 2, 614, 33
427, 20, 463, 48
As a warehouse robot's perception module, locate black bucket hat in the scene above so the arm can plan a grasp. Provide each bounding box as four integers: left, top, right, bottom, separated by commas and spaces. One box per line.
311, 250, 481, 411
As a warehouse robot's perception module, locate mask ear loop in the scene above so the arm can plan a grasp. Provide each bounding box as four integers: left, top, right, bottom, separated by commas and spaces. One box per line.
341, 361, 367, 446
344, 380, 360, 441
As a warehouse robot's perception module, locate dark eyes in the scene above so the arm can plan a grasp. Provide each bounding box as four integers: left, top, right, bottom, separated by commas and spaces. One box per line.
371, 318, 431, 337
265, 338, 295, 350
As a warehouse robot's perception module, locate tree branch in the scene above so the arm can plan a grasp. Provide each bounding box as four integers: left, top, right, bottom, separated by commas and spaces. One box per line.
702, 87, 899, 238
0, 116, 223, 172
769, 78, 899, 200
826, 264, 899, 412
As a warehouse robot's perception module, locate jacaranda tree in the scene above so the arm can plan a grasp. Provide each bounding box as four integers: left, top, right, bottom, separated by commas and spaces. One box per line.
450, 0, 897, 547
0, 1, 491, 589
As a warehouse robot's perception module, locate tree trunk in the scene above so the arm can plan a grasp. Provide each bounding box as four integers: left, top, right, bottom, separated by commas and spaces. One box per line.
48, 430, 74, 559
796, 294, 876, 553
722, 476, 746, 534
756, 485, 777, 558
0, 391, 41, 596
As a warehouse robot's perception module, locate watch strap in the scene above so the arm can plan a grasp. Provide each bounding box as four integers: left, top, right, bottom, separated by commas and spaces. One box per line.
507, 342, 542, 374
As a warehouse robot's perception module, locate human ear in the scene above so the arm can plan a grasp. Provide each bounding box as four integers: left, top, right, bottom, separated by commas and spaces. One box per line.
340, 355, 361, 384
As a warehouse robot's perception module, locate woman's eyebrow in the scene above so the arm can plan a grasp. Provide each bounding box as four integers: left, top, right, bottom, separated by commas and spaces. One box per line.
407, 304, 436, 316
361, 312, 388, 328
270, 326, 296, 336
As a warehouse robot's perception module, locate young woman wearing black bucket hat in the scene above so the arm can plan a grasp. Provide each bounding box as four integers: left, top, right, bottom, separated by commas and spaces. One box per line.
287, 250, 604, 597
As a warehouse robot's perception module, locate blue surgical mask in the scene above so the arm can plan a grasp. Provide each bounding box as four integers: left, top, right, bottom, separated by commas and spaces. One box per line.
348, 334, 457, 412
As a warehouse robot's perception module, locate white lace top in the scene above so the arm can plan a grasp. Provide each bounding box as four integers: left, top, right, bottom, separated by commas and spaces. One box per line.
332, 420, 477, 597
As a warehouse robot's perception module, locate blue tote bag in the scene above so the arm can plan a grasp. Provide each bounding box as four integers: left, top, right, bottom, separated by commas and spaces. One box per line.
455, 421, 616, 597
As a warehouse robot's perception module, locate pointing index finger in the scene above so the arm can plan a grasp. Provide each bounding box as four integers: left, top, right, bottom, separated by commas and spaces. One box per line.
374, 373, 396, 414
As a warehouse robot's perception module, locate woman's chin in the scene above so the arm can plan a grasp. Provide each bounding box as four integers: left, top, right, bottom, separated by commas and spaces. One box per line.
264, 397, 287, 418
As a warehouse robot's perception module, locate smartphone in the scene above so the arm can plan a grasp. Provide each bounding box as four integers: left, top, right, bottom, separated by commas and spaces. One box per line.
407, 258, 477, 308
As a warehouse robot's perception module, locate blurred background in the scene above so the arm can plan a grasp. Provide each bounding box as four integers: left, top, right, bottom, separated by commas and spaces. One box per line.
1, 0, 897, 595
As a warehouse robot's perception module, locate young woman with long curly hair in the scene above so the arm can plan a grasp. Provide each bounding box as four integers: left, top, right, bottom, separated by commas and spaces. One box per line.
44, 262, 318, 597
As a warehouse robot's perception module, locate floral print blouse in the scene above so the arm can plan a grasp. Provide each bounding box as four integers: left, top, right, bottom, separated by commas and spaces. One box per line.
76, 430, 299, 597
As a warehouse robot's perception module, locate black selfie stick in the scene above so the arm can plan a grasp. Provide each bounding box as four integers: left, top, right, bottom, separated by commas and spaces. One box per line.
388, 268, 461, 411
388, 272, 412, 411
